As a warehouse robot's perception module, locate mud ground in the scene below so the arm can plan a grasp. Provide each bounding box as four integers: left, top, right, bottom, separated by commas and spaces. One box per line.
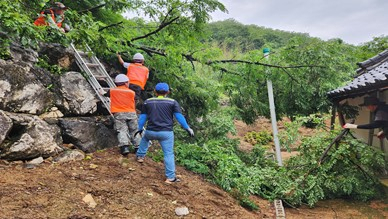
0, 118, 387, 218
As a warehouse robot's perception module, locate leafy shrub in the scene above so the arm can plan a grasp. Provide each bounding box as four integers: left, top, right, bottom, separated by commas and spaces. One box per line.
243, 130, 272, 146
176, 114, 387, 208
239, 145, 278, 167
298, 114, 327, 129
37, 56, 63, 75
147, 147, 164, 163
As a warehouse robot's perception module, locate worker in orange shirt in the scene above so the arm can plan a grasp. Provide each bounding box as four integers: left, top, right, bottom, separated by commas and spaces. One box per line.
117, 52, 149, 104
34, 2, 70, 33
102, 74, 141, 155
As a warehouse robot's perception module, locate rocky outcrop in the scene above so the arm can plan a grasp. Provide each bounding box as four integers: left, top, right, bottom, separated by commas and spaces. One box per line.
0, 61, 54, 114
0, 111, 63, 161
0, 43, 119, 161
0, 110, 12, 145
37, 43, 75, 69
59, 117, 118, 153
9, 43, 39, 67
60, 72, 98, 116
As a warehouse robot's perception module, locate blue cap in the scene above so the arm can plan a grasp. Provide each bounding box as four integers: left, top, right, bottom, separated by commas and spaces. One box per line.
155, 83, 169, 92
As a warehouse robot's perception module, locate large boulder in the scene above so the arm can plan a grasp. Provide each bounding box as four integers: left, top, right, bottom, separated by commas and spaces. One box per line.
0, 112, 63, 161
0, 61, 54, 114
0, 42, 120, 161
59, 72, 99, 115
38, 43, 77, 70
0, 110, 12, 145
10, 43, 39, 66
59, 117, 118, 153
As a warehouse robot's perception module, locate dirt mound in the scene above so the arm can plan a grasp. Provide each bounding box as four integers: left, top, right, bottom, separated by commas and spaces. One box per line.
0, 148, 274, 218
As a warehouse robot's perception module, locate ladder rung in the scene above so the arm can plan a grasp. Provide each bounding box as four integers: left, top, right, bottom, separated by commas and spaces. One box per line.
86, 63, 100, 67
70, 43, 116, 115
77, 51, 89, 56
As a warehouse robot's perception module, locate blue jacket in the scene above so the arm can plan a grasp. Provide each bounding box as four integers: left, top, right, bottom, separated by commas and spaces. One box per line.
138, 96, 189, 131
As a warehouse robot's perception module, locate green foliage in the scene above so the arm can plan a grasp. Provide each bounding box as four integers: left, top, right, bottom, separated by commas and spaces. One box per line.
176, 116, 387, 208
285, 130, 386, 206
0, 0, 44, 49
298, 114, 328, 129
147, 147, 164, 163
37, 56, 63, 75
207, 19, 310, 51
237, 195, 259, 211
0, 38, 11, 59
236, 144, 277, 168
175, 107, 236, 144
358, 35, 388, 59
278, 115, 328, 151
274, 37, 357, 118
278, 118, 301, 152
338, 101, 360, 119
243, 130, 272, 146
208, 24, 362, 123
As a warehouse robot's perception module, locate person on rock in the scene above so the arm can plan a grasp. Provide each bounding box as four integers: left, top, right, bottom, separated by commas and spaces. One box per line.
34, 2, 71, 33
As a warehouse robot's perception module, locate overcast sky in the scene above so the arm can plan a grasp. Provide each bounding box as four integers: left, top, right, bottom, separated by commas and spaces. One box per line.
210, 0, 388, 45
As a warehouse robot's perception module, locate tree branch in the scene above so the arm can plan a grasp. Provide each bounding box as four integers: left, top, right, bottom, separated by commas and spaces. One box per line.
206, 59, 324, 69
131, 44, 166, 57
279, 68, 301, 84
218, 67, 242, 76
119, 43, 315, 76
99, 21, 123, 32
131, 16, 180, 41
78, 4, 106, 14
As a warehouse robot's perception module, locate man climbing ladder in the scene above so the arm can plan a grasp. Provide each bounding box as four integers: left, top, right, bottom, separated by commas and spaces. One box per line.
117, 52, 149, 107
70, 43, 139, 155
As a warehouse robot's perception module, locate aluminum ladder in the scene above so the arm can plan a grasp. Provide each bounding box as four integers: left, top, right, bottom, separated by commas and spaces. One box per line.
70, 43, 115, 114
70, 43, 147, 145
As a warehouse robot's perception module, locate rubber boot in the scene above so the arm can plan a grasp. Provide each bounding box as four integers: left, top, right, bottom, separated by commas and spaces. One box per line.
120, 145, 130, 156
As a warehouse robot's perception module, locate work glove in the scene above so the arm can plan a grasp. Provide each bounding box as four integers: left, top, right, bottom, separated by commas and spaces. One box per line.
134, 130, 143, 138
186, 128, 194, 137
342, 123, 358, 129
377, 131, 385, 139
98, 88, 106, 96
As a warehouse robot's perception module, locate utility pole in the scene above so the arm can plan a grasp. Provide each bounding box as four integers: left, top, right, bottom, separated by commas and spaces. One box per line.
263, 48, 283, 166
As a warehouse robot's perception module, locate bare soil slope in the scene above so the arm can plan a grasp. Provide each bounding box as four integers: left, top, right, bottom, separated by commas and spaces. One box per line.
0, 147, 273, 219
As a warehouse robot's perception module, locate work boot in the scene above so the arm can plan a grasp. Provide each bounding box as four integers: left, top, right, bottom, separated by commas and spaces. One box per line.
120, 145, 130, 156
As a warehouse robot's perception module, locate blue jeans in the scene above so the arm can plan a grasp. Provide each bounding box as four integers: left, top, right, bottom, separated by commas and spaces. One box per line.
136, 130, 175, 179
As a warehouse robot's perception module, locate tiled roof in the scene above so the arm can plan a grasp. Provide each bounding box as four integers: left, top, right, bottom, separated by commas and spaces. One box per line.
327, 50, 388, 102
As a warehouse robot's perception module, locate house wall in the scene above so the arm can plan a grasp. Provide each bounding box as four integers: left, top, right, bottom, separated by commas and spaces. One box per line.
344, 93, 388, 156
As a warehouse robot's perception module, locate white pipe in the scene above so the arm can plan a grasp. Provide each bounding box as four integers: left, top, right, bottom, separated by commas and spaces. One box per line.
264, 49, 283, 166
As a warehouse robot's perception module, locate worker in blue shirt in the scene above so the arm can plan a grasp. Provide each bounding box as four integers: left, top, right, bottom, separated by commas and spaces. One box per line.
135, 82, 194, 184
